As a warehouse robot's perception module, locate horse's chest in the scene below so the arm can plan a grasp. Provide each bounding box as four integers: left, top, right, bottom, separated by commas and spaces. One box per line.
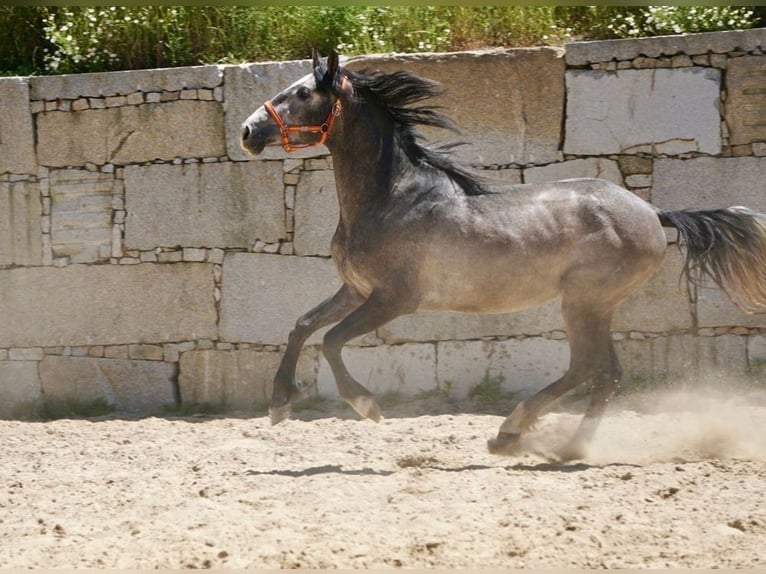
331, 232, 375, 298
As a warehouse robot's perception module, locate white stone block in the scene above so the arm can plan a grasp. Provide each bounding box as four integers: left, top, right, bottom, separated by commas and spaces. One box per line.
524, 158, 623, 186
220, 253, 342, 345
124, 161, 284, 250
0, 361, 42, 418
0, 78, 37, 175
564, 67, 721, 156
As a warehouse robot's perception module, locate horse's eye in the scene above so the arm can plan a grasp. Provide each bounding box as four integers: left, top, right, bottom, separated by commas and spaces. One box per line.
297, 86, 311, 100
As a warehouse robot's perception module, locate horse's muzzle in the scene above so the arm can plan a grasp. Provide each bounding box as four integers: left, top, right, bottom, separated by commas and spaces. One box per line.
240, 122, 267, 156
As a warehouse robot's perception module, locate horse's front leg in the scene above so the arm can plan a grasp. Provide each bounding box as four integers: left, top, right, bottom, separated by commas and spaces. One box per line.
322, 288, 417, 421
270, 284, 365, 425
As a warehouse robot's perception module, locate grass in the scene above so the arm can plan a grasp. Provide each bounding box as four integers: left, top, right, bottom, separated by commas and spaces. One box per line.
1, 6, 761, 76
468, 374, 510, 403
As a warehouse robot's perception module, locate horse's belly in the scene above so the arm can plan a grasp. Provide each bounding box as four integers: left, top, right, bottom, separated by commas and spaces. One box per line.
417, 262, 563, 314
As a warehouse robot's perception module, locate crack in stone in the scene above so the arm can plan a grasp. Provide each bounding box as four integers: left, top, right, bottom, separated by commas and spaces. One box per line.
109, 128, 136, 162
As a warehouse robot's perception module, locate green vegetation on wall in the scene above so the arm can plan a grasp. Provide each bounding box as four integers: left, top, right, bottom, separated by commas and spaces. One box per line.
1, 6, 761, 76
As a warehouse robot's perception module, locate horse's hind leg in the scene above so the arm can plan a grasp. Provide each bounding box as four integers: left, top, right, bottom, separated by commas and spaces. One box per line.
558, 336, 621, 461
488, 302, 620, 459
322, 289, 416, 421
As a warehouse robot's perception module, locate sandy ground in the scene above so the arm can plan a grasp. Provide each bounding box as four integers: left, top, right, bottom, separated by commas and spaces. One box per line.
1, 384, 765, 569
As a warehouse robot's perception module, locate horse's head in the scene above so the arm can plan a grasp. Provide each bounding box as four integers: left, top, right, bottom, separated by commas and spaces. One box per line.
241, 49, 348, 155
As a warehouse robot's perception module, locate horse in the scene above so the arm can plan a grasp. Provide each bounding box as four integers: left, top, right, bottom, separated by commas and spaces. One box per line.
240, 49, 766, 460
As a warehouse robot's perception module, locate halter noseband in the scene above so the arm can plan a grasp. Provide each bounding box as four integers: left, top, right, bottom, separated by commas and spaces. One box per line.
264, 76, 349, 153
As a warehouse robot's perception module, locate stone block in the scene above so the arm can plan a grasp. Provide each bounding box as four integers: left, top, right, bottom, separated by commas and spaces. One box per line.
724, 56, 766, 146
317, 342, 437, 398
523, 158, 623, 186
0, 361, 42, 419
348, 48, 565, 166
178, 347, 318, 410
565, 28, 766, 66
36, 101, 225, 167
0, 180, 42, 266
28, 65, 223, 100
696, 287, 766, 330
613, 249, 693, 333
652, 157, 766, 211
618, 332, 749, 386
748, 334, 766, 366
0, 78, 37, 175
0, 263, 217, 347
39, 356, 176, 414
380, 299, 565, 344
220, 253, 342, 345
293, 169, 338, 256
49, 169, 115, 263
124, 161, 284, 250
564, 67, 721, 156
436, 338, 570, 399
223, 61, 325, 161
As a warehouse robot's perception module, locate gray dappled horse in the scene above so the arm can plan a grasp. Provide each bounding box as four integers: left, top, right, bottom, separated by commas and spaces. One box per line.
241, 50, 766, 460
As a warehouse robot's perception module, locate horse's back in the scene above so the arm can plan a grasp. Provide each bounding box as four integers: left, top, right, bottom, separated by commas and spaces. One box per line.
414, 177, 667, 313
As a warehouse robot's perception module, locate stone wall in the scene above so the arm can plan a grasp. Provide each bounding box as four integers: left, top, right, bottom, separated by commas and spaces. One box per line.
1, 28, 764, 418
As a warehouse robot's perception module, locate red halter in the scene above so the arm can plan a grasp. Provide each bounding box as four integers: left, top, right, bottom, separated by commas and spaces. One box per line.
264, 76, 349, 152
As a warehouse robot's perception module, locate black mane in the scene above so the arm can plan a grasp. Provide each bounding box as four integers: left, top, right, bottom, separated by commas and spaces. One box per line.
341, 68, 490, 196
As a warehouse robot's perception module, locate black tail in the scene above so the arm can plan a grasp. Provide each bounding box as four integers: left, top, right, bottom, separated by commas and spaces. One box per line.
659, 206, 766, 313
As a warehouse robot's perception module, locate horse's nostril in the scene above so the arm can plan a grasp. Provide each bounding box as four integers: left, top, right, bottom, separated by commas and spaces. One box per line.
241, 124, 251, 141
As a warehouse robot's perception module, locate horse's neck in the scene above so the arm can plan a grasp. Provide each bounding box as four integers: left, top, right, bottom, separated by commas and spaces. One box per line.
328, 106, 401, 227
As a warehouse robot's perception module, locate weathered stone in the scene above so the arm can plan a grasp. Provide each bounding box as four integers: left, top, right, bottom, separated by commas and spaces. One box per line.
28, 65, 223, 100
318, 342, 437, 398
49, 169, 115, 263
564, 67, 721, 156
220, 253, 342, 345
0, 263, 217, 347
436, 338, 570, 399
39, 356, 176, 414
178, 347, 317, 410
128, 344, 163, 361
380, 299, 565, 344
36, 101, 225, 167
617, 332, 748, 384
696, 286, 766, 330
0, 78, 37, 175
523, 158, 623, 186
0, 361, 42, 419
652, 157, 766, 212
748, 334, 766, 368
725, 56, 766, 146
8, 348, 44, 361
124, 161, 284, 250
0, 180, 42, 266
625, 174, 652, 188
223, 60, 323, 161
293, 169, 338, 256
565, 28, 766, 66
348, 48, 565, 166
613, 249, 693, 333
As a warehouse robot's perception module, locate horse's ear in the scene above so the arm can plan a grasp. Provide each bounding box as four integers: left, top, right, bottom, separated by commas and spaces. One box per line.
312, 47, 321, 70
327, 49, 340, 83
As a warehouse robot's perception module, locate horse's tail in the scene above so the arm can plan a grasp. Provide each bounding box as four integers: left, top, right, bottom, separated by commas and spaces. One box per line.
658, 206, 766, 313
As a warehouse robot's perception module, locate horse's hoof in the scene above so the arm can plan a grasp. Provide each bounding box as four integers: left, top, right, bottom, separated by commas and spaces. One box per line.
487, 432, 523, 456
269, 403, 292, 426
348, 395, 383, 422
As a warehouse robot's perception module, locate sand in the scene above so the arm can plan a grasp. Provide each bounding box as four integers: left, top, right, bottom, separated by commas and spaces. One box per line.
1, 385, 765, 568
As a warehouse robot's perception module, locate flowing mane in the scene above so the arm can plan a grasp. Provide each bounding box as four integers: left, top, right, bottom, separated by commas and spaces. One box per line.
340, 68, 490, 196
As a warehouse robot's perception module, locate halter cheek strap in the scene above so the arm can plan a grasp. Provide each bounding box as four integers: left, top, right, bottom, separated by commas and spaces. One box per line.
264, 76, 350, 152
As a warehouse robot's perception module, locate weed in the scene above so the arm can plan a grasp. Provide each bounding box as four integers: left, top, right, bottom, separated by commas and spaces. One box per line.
468, 374, 508, 403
